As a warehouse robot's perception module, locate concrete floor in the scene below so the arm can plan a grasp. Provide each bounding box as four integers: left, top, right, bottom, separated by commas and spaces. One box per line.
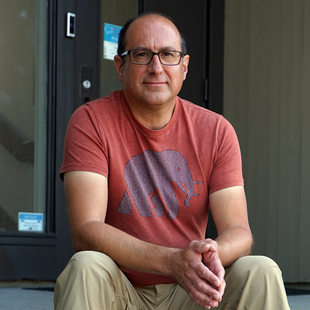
287, 295, 310, 310
0, 287, 53, 310
0, 282, 309, 310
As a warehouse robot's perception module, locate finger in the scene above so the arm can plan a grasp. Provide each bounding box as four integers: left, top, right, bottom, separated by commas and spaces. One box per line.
189, 240, 210, 253
204, 252, 225, 285
200, 266, 221, 288
205, 238, 218, 248
189, 240, 216, 254
185, 280, 220, 309
195, 265, 223, 300
213, 278, 226, 303
211, 261, 225, 284
217, 267, 225, 284
218, 279, 226, 301
184, 262, 222, 302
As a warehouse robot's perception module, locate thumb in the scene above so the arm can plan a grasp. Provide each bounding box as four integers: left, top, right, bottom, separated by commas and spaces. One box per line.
189, 240, 216, 254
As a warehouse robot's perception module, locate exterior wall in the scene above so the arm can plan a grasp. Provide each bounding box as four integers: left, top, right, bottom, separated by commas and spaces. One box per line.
223, 0, 310, 282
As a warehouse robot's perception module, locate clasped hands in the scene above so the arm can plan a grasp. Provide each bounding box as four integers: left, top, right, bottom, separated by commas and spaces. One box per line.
170, 239, 226, 309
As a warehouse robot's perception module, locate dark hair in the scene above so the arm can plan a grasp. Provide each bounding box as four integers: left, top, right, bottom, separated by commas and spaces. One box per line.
117, 12, 187, 56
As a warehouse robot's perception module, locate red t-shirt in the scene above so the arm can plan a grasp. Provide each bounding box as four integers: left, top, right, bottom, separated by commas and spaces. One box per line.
60, 90, 243, 286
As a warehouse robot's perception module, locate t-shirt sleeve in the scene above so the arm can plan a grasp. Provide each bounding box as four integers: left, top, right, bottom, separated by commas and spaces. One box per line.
59, 105, 108, 180
208, 117, 244, 194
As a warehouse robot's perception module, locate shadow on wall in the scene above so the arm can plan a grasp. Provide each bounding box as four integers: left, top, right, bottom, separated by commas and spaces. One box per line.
0, 248, 16, 279
0, 206, 17, 232
0, 114, 33, 164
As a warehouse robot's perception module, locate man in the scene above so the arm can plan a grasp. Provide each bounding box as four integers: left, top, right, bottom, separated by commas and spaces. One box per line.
54, 13, 290, 310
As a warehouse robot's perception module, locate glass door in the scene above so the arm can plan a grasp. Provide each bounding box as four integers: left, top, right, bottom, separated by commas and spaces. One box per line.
0, 1, 47, 233
0, 0, 104, 281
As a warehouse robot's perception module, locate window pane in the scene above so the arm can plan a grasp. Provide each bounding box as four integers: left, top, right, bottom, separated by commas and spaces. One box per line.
0, 1, 48, 232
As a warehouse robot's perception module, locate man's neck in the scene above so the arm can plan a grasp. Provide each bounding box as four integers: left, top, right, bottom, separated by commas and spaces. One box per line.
126, 99, 176, 130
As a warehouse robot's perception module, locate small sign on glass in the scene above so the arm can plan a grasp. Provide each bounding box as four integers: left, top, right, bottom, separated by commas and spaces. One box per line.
18, 212, 44, 232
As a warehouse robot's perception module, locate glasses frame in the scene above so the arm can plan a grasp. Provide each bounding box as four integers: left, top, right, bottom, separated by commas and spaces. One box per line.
120, 49, 185, 66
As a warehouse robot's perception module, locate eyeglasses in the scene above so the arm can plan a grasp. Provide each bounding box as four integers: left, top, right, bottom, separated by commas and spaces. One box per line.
120, 48, 185, 66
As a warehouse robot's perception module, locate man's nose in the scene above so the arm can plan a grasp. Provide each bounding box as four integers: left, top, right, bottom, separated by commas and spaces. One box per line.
148, 54, 163, 74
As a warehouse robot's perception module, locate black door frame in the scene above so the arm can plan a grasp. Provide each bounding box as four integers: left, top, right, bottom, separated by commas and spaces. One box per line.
54, 0, 101, 278
207, 0, 225, 115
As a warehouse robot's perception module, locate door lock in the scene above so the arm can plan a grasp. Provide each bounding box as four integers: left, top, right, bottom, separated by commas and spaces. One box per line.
80, 66, 94, 104
82, 80, 91, 89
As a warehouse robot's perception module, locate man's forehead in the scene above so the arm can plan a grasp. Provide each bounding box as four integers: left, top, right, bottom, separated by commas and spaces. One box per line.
125, 15, 181, 48
130, 14, 176, 27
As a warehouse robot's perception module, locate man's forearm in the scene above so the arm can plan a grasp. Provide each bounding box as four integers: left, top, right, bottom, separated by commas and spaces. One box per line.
215, 226, 253, 267
72, 220, 176, 276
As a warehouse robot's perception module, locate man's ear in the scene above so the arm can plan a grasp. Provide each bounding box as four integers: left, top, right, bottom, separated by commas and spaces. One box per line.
114, 55, 124, 81
182, 55, 190, 81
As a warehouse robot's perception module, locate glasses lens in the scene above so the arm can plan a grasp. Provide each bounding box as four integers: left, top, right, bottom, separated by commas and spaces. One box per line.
130, 49, 152, 64
129, 49, 183, 65
159, 51, 182, 65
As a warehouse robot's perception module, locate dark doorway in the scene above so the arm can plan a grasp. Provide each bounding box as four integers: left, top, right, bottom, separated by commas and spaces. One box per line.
141, 0, 224, 239
141, 0, 224, 114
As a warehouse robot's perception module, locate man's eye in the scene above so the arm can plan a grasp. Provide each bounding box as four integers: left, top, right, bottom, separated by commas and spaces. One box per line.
134, 51, 148, 57
161, 51, 174, 57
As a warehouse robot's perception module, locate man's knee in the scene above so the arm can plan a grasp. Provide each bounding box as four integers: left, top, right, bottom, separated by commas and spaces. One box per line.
236, 255, 281, 273
55, 251, 129, 309
222, 256, 289, 309
68, 250, 120, 280
227, 255, 283, 284
56, 250, 122, 289
70, 251, 117, 270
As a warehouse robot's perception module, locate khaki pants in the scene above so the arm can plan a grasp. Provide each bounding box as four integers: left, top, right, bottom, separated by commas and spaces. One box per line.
54, 251, 290, 310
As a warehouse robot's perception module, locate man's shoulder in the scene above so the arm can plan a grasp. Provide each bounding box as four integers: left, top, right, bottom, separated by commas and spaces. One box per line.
177, 97, 236, 137
86, 90, 124, 111
71, 90, 124, 121
178, 96, 225, 123
68, 91, 125, 130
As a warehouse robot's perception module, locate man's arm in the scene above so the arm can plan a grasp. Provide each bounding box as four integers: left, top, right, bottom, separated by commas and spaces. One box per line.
209, 185, 253, 267
186, 185, 252, 308
64, 170, 223, 309
64, 170, 173, 275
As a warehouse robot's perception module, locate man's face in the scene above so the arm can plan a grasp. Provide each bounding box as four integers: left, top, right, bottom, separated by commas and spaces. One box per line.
115, 15, 189, 109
